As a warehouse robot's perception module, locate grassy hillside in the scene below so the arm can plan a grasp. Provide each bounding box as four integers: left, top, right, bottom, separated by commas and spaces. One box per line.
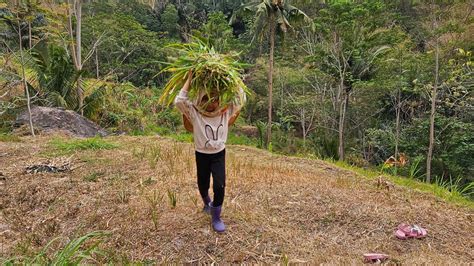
1, 135, 472, 264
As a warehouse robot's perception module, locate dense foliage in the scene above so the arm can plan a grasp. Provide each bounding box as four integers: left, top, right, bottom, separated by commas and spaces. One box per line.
1, 0, 472, 192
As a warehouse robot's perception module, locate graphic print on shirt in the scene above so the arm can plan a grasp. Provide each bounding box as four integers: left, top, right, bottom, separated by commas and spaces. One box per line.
204, 114, 224, 149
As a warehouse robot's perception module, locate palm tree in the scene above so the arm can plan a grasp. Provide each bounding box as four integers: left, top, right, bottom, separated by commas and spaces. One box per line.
234, 0, 312, 147
2, 43, 109, 116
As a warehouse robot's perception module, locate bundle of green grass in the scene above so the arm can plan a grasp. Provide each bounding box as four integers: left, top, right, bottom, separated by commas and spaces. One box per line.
159, 38, 250, 111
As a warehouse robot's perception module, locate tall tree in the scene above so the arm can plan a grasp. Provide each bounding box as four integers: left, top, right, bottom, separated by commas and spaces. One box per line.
160, 3, 179, 38
310, 1, 390, 160
67, 0, 84, 115
17, 5, 35, 136
385, 39, 415, 163
426, 6, 439, 183
234, 0, 312, 147
2, 2, 38, 135
418, 0, 465, 182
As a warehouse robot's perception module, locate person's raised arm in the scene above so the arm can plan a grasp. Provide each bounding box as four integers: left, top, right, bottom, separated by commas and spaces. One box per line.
228, 111, 240, 126
228, 87, 245, 126
174, 70, 193, 114
175, 70, 193, 102
175, 70, 195, 134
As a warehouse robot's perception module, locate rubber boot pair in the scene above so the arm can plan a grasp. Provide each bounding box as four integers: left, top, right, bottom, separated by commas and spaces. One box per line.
201, 196, 225, 233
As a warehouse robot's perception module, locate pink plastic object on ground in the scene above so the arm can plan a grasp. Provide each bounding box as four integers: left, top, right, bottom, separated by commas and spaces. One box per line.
395, 223, 428, 239
363, 253, 389, 263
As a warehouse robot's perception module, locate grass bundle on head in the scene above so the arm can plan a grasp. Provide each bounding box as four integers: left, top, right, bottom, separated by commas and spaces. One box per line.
159, 37, 250, 109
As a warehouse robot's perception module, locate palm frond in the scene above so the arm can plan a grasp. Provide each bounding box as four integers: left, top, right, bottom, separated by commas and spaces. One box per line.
275, 9, 289, 33
284, 4, 313, 28
44, 90, 68, 108
234, 0, 313, 44
83, 85, 107, 119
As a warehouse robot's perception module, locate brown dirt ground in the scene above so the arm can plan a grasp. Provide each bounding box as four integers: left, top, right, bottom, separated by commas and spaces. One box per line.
1, 135, 473, 264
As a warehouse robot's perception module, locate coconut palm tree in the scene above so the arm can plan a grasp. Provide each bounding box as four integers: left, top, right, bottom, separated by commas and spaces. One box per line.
233, 0, 312, 147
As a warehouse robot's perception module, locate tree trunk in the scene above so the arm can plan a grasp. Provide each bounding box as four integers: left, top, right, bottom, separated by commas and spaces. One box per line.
395, 88, 401, 159
338, 91, 347, 161
301, 109, 306, 149
28, 20, 32, 49
95, 46, 99, 78
18, 20, 35, 136
75, 0, 84, 115
395, 48, 402, 160
426, 34, 439, 183
266, 13, 275, 148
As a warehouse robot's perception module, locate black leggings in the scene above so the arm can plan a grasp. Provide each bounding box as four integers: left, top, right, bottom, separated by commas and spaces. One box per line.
195, 149, 226, 207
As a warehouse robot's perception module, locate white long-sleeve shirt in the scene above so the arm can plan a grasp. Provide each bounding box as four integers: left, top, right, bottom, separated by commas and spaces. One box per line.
174, 89, 243, 154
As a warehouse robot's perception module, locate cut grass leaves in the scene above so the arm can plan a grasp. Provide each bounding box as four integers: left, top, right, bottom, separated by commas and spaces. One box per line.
159, 36, 250, 109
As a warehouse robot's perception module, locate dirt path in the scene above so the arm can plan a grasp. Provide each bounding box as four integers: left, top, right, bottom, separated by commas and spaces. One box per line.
1, 135, 472, 263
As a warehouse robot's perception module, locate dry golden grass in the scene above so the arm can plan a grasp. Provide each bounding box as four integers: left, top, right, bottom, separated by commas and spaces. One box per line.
1, 135, 473, 264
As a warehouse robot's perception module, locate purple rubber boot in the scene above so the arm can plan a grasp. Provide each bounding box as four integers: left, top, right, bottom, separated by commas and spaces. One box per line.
202, 195, 211, 214
210, 203, 226, 233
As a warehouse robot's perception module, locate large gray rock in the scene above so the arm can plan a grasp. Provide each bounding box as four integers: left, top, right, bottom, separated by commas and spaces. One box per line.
15, 106, 107, 137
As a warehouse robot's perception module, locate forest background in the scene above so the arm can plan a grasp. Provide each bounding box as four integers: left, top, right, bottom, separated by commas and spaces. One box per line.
1, 0, 473, 194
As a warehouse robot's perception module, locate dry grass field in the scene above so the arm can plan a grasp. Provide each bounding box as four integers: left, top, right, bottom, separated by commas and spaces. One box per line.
1, 135, 473, 264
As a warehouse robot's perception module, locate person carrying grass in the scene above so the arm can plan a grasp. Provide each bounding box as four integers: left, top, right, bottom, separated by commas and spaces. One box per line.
174, 70, 244, 233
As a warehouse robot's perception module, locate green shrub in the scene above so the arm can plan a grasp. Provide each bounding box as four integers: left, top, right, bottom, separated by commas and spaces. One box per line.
227, 132, 257, 146
2, 231, 108, 265
0, 133, 21, 142
49, 137, 118, 153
